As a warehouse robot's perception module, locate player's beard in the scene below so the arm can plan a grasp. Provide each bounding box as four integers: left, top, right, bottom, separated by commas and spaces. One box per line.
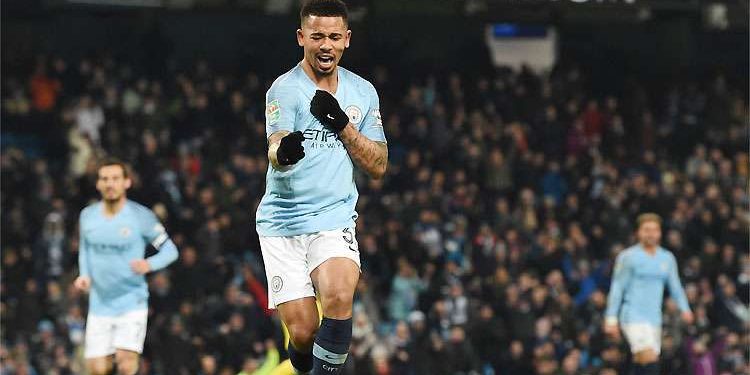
103, 191, 124, 205
641, 237, 659, 248
313, 61, 336, 77
309, 52, 338, 77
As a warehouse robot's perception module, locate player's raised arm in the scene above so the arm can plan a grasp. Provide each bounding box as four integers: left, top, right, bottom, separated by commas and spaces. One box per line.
310, 89, 388, 179
265, 79, 305, 170
269, 130, 305, 169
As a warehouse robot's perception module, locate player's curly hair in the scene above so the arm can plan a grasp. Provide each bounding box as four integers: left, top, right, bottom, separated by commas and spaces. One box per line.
300, 0, 348, 25
636, 212, 662, 229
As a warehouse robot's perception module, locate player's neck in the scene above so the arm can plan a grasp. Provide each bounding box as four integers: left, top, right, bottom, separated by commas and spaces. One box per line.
301, 59, 338, 93
641, 244, 658, 255
102, 198, 127, 217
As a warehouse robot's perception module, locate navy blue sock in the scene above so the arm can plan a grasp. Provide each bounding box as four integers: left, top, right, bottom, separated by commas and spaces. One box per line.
289, 343, 313, 374
312, 317, 352, 375
633, 363, 659, 375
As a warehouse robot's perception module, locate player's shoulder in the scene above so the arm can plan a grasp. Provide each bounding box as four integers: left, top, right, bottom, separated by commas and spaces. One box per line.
80, 202, 101, 220
658, 246, 677, 261
339, 66, 377, 94
267, 65, 303, 94
617, 246, 640, 261
126, 200, 155, 218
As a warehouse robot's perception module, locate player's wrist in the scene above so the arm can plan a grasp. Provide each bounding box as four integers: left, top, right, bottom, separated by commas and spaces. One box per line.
605, 317, 618, 326
275, 131, 305, 166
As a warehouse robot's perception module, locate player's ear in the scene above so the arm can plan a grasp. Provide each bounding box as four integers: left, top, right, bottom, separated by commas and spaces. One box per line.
124, 177, 132, 190
345, 29, 351, 48
297, 28, 304, 47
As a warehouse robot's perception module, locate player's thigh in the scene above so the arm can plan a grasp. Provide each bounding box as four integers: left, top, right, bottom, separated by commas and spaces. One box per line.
85, 314, 116, 360
114, 349, 140, 375
633, 349, 659, 364
278, 296, 320, 349
622, 323, 661, 359
260, 235, 316, 309
86, 356, 114, 375
308, 228, 361, 315
112, 309, 148, 355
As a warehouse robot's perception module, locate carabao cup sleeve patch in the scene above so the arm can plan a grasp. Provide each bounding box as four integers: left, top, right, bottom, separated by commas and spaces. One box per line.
266, 99, 281, 126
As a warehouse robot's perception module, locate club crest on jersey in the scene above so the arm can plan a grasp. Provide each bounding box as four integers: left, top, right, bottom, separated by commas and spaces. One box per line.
345, 105, 363, 124
266, 99, 281, 126
119, 227, 131, 238
660, 262, 668, 272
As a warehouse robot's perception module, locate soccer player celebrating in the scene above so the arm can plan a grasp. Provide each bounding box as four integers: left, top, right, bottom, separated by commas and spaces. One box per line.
255, 0, 387, 374
74, 159, 179, 375
604, 213, 693, 375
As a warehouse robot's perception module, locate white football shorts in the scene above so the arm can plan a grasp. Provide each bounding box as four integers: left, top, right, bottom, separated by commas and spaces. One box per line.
84, 309, 148, 358
622, 322, 662, 355
259, 227, 361, 309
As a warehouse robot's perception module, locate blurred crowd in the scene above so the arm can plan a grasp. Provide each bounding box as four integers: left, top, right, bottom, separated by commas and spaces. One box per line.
1, 54, 748, 375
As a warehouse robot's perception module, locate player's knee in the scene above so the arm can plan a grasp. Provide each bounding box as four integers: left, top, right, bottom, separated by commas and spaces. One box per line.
87, 360, 112, 375
634, 349, 658, 364
642, 349, 659, 363
288, 322, 318, 348
320, 288, 354, 317
115, 356, 139, 375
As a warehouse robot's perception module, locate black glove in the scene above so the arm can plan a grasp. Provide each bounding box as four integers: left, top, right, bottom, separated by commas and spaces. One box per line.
276, 131, 305, 166
310, 90, 349, 133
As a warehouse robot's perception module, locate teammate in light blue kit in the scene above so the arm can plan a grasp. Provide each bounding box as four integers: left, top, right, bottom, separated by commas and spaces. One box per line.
604, 213, 693, 375
74, 158, 178, 375
255, 1, 388, 374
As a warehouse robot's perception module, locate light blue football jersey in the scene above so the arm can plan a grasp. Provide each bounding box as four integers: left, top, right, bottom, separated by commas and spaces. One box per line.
605, 244, 691, 326
78, 200, 178, 316
256, 63, 386, 237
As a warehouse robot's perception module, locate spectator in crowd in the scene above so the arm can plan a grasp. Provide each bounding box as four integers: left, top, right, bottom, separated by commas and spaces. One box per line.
1, 54, 747, 375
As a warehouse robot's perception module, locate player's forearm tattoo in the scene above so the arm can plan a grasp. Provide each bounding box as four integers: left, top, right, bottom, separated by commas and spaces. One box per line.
339, 125, 388, 179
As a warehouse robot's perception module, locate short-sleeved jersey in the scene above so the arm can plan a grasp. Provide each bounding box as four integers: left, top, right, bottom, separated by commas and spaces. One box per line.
256, 63, 386, 237
605, 245, 691, 326
78, 200, 168, 316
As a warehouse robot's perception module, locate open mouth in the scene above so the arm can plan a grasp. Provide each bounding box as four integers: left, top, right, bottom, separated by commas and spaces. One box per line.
316, 54, 335, 69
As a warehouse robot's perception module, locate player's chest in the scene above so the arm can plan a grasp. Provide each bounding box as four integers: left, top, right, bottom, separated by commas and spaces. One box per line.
298, 90, 369, 130
299, 92, 369, 149
83, 217, 140, 253
633, 257, 670, 281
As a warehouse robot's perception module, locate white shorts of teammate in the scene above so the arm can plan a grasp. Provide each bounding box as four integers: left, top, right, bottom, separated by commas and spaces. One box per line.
621, 323, 662, 355
84, 309, 148, 358
259, 227, 361, 309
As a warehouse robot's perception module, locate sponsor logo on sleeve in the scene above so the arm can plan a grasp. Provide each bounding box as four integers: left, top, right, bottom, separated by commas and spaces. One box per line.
266, 99, 281, 126
371, 108, 383, 127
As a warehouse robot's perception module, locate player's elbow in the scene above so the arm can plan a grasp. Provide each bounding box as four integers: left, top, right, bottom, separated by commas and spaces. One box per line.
369, 163, 387, 180
163, 240, 180, 265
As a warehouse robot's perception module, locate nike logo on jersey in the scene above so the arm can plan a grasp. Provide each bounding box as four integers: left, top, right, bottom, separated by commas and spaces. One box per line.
326, 114, 335, 120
